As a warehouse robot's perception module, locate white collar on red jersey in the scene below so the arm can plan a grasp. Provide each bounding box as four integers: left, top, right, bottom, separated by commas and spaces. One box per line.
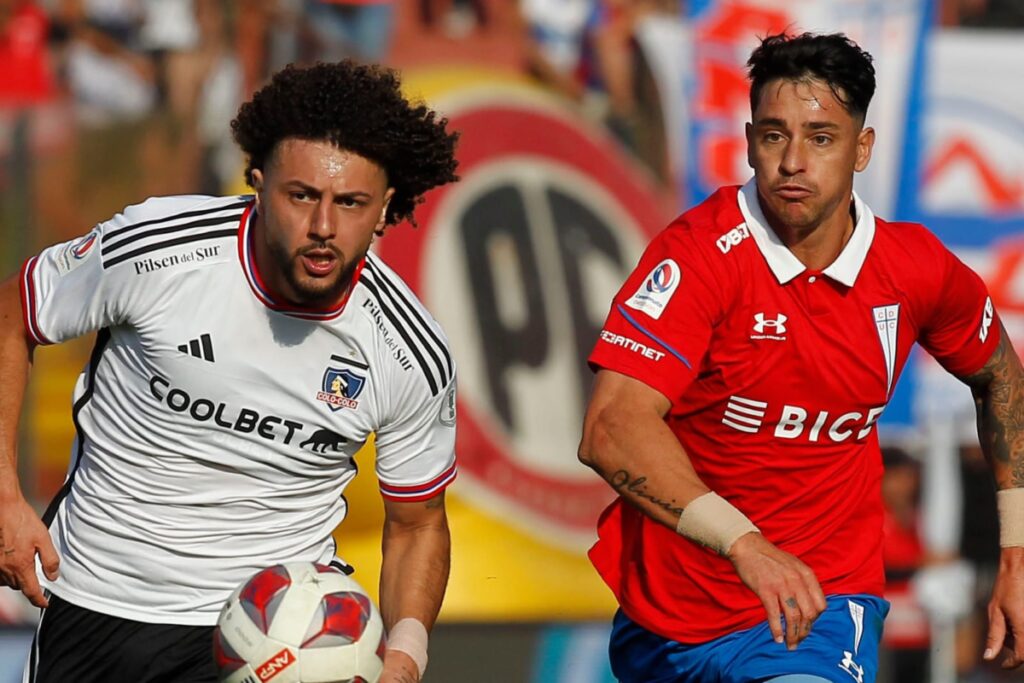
737, 178, 876, 287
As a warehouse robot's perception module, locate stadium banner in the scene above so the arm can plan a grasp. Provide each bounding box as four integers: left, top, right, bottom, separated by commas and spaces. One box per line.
336, 68, 675, 621
907, 30, 1024, 245
907, 30, 1024, 439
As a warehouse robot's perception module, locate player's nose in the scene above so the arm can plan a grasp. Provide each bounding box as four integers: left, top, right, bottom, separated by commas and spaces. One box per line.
308, 200, 337, 240
779, 140, 806, 175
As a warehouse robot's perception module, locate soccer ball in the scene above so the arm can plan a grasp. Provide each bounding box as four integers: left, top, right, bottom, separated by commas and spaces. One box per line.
214, 562, 386, 683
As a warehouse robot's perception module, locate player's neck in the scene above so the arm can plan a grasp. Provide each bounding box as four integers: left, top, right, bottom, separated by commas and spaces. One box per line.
761, 197, 856, 272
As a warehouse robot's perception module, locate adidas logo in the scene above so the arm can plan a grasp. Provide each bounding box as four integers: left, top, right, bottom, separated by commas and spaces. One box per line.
178, 333, 215, 362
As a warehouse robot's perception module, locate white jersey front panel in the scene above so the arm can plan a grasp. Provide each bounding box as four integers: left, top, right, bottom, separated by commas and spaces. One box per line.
21, 195, 457, 625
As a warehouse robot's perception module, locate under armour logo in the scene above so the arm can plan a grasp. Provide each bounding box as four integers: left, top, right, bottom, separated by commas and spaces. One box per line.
839, 650, 865, 683
753, 313, 788, 334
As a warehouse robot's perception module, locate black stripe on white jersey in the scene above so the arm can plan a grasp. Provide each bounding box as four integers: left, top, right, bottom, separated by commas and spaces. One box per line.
102, 197, 250, 242
330, 354, 369, 370
102, 199, 247, 266
358, 275, 442, 396
42, 329, 111, 528
102, 213, 243, 256
103, 227, 238, 269
362, 258, 453, 381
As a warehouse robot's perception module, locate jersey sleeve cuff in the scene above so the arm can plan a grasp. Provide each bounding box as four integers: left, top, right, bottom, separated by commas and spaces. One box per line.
19, 256, 53, 346
939, 310, 1003, 377
379, 462, 457, 502
588, 304, 696, 402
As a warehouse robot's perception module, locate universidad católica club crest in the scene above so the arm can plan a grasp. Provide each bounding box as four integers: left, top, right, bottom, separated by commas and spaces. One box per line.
316, 367, 366, 411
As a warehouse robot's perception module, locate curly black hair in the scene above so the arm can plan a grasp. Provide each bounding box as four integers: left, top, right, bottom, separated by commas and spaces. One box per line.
231, 61, 459, 226
747, 32, 876, 122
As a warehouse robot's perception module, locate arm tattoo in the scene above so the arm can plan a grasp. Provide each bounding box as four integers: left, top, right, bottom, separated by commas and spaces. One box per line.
960, 326, 1024, 487
610, 470, 686, 517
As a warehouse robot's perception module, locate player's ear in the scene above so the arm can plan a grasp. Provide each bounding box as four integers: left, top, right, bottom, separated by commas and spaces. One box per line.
854, 126, 875, 173
251, 168, 265, 209
373, 188, 396, 237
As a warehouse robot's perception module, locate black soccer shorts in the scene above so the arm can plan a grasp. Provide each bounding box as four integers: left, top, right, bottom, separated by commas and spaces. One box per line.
24, 593, 218, 683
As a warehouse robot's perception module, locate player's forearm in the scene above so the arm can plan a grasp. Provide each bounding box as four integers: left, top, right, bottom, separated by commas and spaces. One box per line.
579, 399, 711, 531
0, 276, 33, 501
379, 502, 451, 632
962, 324, 1024, 489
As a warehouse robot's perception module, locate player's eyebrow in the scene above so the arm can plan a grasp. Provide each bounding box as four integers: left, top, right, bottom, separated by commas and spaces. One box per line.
283, 181, 373, 199
752, 118, 841, 131
804, 121, 840, 130
332, 190, 374, 199
284, 179, 320, 193
753, 117, 788, 128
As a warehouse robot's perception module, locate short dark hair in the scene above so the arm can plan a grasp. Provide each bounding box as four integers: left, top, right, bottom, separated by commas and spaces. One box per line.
746, 32, 876, 122
231, 61, 459, 226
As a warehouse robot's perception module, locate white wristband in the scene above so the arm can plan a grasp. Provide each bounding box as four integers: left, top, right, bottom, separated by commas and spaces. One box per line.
675, 491, 760, 555
387, 618, 429, 677
997, 488, 1024, 547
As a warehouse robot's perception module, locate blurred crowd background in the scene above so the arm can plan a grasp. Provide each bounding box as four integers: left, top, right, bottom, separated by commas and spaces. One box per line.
2, 0, 1024, 681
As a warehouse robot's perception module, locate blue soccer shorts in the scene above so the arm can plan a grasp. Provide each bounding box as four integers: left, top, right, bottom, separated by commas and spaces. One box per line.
609, 594, 889, 683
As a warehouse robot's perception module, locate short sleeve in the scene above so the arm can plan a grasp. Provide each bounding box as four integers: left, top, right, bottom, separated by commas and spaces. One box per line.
374, 375, 458, 502
20, 225, 125, 345
917, 241, 1000, 376
20, 195, 243, 346
588, 225, 722, 402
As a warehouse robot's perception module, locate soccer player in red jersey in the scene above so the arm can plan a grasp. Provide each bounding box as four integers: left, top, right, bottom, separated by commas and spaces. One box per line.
580, 32, 1024, 682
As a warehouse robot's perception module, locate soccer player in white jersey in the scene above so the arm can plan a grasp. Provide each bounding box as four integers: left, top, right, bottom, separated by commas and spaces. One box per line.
0, 61, 459, 683
580, 33, 1024, 681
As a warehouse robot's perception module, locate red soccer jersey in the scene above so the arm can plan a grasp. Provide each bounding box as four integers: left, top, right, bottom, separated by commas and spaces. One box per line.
588, 181, 1000, 644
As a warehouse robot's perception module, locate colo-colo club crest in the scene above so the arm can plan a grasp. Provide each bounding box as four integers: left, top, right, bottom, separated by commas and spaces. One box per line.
316, 367, 366, 411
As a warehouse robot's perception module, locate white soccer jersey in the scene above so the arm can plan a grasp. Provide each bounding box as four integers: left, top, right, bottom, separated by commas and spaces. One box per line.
20, 194, 457, 626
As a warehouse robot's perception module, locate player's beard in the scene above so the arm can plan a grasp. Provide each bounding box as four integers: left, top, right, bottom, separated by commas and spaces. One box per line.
270, 240, 364, 307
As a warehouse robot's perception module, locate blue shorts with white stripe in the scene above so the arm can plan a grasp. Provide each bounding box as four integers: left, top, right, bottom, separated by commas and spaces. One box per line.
610, 594, 889, 683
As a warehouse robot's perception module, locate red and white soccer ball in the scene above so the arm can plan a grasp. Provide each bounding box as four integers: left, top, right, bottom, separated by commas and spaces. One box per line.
214, 562, 386, 683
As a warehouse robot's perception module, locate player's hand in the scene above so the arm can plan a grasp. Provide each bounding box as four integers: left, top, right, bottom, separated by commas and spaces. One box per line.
726, 531, 826, 650
380, 648, 420, 683
983, 546, 1024, 669
0, 494, 58, 608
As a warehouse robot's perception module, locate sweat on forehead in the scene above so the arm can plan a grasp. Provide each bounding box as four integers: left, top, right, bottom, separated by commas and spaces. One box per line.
754, 77, 865, 125
266, 139, 384, 174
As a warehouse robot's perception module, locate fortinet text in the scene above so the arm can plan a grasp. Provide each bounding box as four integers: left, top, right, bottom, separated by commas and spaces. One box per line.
600, 330, 666, 361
